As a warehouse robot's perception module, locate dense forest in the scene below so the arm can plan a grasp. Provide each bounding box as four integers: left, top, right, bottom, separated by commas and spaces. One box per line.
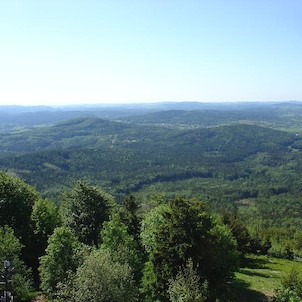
1, 102, 302, 301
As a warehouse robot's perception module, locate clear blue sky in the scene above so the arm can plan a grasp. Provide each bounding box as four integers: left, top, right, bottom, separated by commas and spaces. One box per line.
0, 0, 301, 105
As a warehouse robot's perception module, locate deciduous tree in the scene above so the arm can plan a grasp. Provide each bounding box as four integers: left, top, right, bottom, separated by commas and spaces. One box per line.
60, 181, 113, 246
141, 197, 238, 301
39, 227, 81, 296
0, 226, 34, 301
71, 248, 138, 302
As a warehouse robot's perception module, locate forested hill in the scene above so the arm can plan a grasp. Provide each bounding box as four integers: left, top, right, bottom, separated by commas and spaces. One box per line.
0, 117, 175, 152
2, 112, 302, 300
121, 105, 302, 131
0, 117, 301, 204
122, 109, 279, 127
0, 117, 296, 154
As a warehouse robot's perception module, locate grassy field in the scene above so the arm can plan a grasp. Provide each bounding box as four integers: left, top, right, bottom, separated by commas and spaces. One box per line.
232, 254, 302, 301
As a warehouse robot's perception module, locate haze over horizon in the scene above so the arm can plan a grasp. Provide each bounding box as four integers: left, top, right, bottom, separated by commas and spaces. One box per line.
0, 0, 301, 106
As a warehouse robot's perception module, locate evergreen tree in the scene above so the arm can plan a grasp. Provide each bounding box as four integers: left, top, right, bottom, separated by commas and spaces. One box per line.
120, 194, 141, 242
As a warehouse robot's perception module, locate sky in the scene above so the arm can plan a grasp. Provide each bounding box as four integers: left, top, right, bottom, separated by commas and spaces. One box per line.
0, 0, 301, 106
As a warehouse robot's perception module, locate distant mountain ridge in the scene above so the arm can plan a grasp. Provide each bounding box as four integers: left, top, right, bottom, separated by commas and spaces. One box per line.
1, 101, 302, 130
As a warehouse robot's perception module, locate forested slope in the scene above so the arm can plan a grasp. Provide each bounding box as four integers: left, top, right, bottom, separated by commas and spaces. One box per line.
2, 108, 302, 301
0, 118, 299, 199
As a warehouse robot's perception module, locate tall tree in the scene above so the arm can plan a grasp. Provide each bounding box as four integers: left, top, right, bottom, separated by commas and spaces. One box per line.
0, 172, 39, 246
120, 194, 141, 242
141, 197, 238, 302
39, 227, 81, 296
60, 181, 113, 246
31, 199, 61, 243
0, 171, 41, 277
31, 198, 62, 284
100, 213, 143, 282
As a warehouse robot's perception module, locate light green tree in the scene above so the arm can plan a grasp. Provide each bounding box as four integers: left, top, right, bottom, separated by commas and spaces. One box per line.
101, 213, 142, 281
31, 199, 61, 240
273, 270, 302, 302
39, 227, 81, 296
168, 259, 208, 302
71, 248, 138, 302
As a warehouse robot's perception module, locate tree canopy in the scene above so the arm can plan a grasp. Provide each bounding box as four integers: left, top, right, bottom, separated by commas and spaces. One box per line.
141, 197, 239, 301
60, 181, 113, 246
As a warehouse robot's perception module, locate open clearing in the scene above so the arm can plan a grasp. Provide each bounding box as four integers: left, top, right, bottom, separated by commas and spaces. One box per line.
233, 254, 302, 301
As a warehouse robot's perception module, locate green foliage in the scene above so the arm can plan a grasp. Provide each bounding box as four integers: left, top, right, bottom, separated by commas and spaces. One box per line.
0, 226, 34, 302
0, 172, 39, 245
141, 261, 159, 302
119, 194, 142, 242
31, 199, 61, 256
281, 270, 302, 297
293, 231, 302, 257
100, 213, 142, 280
168, 259, 208, 302
273, 270, 302, 302
0, 171, 43, 281
273, 288, 302, 302
60, 181, 113, 246
0, 226, 22, 260
222, 212, 253, 257
140, 203, 169, 253
141, 197, 239, 301
39, 227, 81, 296
67, 248, 138, 302
31, 199, 61, 239
0, 118, 298, 204
2, 107, 302, 300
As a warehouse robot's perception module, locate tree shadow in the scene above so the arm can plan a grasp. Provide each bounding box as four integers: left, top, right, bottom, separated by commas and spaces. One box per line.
231, 278, 269, 302
242, 256, 270, 270
239, 268, 271, 279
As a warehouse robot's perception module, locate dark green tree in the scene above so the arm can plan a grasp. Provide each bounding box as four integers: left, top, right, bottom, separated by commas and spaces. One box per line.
222, 211, 252, 257
31, 198, 61, 254
30, 198, 62, 284
120, 194, 142, 242
0, 226, 34, 301
141, 197, 238, 302
0, 172, 42, 279
0, 172, 39, 248
60, 181, 113, 246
